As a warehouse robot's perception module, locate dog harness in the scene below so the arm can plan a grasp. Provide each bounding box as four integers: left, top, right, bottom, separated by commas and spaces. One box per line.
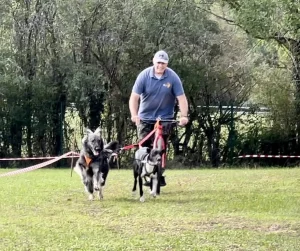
139, 154, 157, 176
84, 155, 93, 168
84, 152, 117, 169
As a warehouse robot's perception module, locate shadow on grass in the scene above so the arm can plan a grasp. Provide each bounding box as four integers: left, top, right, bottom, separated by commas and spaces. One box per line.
111, 189, 211, 204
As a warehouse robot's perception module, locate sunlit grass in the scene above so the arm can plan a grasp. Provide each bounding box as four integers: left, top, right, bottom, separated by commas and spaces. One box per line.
1, 168, 300, 250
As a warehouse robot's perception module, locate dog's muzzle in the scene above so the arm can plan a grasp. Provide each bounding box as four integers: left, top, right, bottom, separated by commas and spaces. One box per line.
93, 147, 102, 156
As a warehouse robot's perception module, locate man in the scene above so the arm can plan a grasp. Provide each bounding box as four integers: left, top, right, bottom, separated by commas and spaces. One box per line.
129, 50, 189, 186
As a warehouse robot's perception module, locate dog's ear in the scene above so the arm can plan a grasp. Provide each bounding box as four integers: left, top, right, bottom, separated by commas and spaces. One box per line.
85, 128, 93, 135
94, 127, 102, 135
82, 128, 92, 145
146, 147, 151, 153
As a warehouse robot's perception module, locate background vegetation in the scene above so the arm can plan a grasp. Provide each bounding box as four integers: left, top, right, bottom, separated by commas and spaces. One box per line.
1, 0, 300, 167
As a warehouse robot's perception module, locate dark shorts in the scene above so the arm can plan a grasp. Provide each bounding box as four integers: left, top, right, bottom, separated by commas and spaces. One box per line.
137, 120, 175, 148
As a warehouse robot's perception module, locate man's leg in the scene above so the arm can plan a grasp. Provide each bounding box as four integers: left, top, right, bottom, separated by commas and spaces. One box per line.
137, 121, 154, 148
159, 122, 176, 187
137, 121, 154, 186
159, 134, 169, 187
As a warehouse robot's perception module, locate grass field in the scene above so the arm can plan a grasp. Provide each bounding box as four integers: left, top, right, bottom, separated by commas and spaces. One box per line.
1, 167, 300, 251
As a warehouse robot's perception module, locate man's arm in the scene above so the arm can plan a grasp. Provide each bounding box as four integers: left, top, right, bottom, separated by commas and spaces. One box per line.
177, 94, 188, 116
129, 92, 140, 124
177, 94, 189, 126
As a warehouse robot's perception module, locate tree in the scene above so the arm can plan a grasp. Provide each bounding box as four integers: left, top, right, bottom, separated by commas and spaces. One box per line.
215, 0, 300, 151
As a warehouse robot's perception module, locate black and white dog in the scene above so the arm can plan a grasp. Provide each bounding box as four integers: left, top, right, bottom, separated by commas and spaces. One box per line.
132, 147, 165, 202
74, 128, 119, 200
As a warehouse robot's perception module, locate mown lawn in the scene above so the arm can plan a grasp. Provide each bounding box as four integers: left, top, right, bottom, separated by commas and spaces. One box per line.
1, 168, 300, 251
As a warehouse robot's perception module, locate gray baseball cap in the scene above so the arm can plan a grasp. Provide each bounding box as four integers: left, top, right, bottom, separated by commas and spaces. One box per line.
153, 50, 169, 63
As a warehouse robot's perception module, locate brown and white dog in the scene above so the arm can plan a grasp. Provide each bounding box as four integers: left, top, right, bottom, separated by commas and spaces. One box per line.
74, 128, 119, 200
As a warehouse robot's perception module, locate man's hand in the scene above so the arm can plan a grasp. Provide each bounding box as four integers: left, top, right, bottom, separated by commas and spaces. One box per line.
178, 116, 189, 126
131, 115, 141, 125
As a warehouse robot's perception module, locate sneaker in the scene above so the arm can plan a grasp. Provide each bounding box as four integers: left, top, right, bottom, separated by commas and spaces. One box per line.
143, 176, 167, 187
143, 180, 151, 187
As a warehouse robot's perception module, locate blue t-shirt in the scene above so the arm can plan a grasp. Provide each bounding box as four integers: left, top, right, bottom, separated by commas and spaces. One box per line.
132, 66, 184, 120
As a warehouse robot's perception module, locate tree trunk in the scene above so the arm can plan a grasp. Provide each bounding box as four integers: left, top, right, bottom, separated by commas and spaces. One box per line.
293, 53, 300, 152
10, 122, 22, 157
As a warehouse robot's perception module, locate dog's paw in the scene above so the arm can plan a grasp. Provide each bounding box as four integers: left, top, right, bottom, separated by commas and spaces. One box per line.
132, 191, 137, 197
97, 188, 103, 200
139, 196, 145, 203
150, 191, 157, 197
88, 194, 94, 201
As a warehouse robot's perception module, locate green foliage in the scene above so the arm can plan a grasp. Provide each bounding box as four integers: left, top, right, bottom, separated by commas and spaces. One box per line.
222, 0, 300, 38
216, 0, 300, 160
252, 64, 296, 134
1, 0, 299, 164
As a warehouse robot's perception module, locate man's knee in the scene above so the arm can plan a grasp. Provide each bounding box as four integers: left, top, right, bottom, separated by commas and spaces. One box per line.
137, 122, 154, 147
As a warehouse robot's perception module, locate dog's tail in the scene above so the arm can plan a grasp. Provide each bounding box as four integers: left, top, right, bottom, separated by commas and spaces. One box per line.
104, 140, 120, 151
